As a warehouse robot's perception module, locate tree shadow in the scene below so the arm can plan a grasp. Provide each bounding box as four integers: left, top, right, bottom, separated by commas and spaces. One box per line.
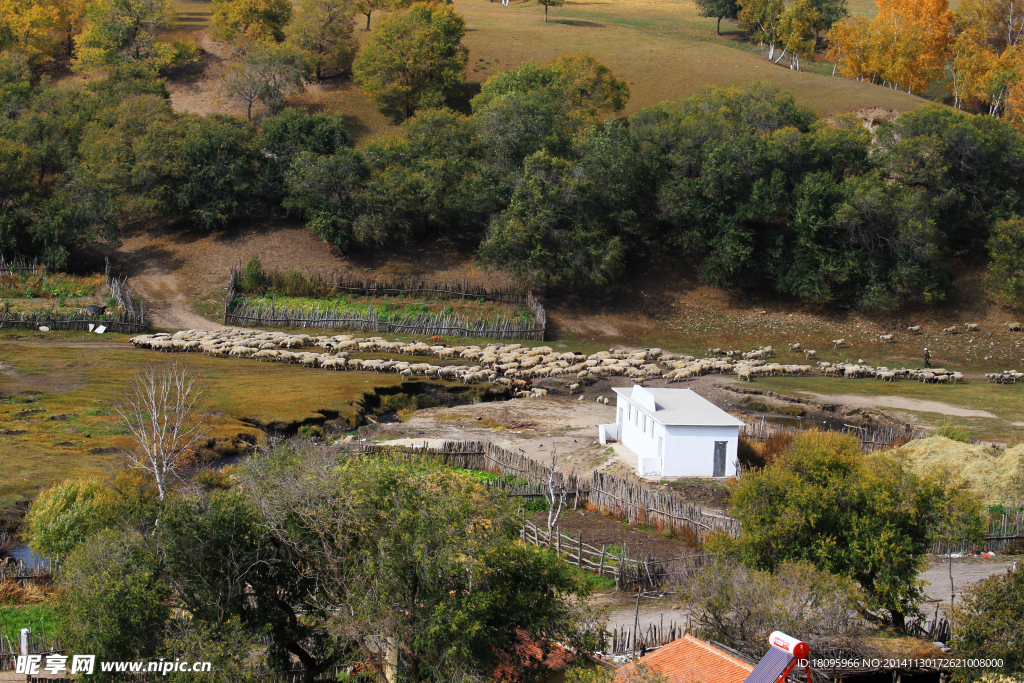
550, 19, 604, 27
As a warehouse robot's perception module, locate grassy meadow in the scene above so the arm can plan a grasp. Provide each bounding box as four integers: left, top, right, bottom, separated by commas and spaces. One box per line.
160, 0, 934, 142
0, 329, 419, 509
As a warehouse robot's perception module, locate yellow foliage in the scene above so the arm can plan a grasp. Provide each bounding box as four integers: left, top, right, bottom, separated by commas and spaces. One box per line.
0, 0, 60, 60
826, 0, 954, 94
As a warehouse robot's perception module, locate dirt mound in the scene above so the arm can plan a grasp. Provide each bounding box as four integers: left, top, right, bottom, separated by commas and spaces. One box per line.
894, 436, 1024, 505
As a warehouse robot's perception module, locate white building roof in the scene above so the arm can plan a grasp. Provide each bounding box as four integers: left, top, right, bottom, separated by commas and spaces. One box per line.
612, 386, 745, 427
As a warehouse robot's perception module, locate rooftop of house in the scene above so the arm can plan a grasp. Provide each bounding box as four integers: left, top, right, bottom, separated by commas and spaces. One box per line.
616, 635, 755, 683
492, 629, 577, 681
612, 386, 746, 428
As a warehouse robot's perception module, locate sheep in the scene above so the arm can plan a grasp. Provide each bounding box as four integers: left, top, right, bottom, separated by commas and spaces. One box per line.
964, 323, 980, 332
803, 349, 817, 359
1005, 322, 1023, 332
568, 383, 580, 394
877, 371, 896, 382
596, 395, 604, 403
879, 334, 894, 343
788, 342, 801, 351
533, 388, 548, 397
942, 326, 958, 335
832, 339, 845, 349
907, 326, 922, 334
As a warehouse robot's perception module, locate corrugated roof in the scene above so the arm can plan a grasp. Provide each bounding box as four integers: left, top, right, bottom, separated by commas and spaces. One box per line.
613, 387, 746, 427
616, 635, 754, 683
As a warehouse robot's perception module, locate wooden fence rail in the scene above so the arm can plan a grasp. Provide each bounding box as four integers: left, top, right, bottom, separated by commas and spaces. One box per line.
0, 260, 146, 333
224, 268, 546, 340
740, 420, 927, 452
519, 519, 715, 590
360, 441, 738, 544
0, 256, 39, 275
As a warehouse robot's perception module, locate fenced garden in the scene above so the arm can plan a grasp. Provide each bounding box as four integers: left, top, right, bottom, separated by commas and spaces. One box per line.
223, 260, 546, 340
0, 259, 147, 334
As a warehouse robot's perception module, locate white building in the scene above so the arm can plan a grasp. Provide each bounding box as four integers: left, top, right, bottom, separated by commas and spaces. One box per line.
598, 386, 744, 479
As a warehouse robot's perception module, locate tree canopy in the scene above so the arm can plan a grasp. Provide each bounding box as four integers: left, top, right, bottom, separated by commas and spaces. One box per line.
717, 431, 984, 629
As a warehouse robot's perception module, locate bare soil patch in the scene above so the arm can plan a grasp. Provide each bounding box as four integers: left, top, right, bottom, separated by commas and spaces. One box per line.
797, 392, 998, 419
529, 507, 698, 558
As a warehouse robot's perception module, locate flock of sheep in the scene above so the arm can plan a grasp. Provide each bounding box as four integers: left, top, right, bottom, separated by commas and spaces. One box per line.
128, 329, 670, 398
129, 326, 976, 392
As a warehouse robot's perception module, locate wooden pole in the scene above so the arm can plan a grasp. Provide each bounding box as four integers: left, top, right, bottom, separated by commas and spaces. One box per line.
598, 545, 606, 577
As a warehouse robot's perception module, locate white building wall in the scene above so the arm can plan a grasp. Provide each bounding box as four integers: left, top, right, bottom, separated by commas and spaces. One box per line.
662, 425, 739, 477
615, 394, 739, 478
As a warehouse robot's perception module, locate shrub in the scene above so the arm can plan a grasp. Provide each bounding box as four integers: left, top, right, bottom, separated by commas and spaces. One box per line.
240, 256, 264, 294
937, 422, 971, 443
296, 424, 324, 439
987, 215, 1024, 306
949, 566, 1024, 678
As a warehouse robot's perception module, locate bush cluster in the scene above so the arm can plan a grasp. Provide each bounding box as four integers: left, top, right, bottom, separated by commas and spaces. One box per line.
4, 55, 1024, 307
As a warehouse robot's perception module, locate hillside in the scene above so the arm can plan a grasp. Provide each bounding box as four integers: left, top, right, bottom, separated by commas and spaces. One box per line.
157, 0, 931, 141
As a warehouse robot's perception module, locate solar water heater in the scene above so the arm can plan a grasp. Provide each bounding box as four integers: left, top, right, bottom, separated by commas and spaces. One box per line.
740, 632, 810, 683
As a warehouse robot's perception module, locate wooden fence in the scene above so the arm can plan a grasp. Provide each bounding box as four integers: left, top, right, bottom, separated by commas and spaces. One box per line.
224, 268, 547, 340
360, 441, 740, 544
0, 618, 63, 672
605, 618, 690, 658
0, 256, 39, 275
0, 559, 57, 588
741, 420, 927, 452
0, 260, 146, 333
520, 519, 714, 590
929, 511, 1024, 554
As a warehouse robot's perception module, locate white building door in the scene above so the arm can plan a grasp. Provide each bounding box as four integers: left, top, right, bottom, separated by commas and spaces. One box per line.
713, 441, 727, 477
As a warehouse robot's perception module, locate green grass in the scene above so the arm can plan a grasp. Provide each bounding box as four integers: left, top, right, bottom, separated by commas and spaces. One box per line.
0, 604, 59, 638
753, 375, 1024, 441
454, 0, 930, 118
240, 294, 536, 325
0, 329, 420, 510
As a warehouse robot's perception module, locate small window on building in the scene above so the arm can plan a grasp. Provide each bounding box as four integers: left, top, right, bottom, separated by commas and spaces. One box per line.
642, 415, 646, 432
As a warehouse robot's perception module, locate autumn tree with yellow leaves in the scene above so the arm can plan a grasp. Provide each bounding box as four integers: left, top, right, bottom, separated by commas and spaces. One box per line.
826, 0, 954, 94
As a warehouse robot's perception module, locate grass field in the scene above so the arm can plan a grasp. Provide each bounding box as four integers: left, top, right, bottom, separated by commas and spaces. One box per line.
0, 329, 420, 510
754, 375, 1024, 441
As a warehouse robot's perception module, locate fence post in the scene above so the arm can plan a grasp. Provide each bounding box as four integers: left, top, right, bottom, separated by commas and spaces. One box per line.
598, 545, 606, 577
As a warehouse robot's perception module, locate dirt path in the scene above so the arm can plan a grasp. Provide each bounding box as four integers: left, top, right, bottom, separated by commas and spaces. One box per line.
797, 391, 998, 418
134, 270, 225, 331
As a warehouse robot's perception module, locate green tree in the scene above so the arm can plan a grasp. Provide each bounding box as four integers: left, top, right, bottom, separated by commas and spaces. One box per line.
987, 215, 1024, 305
357, 107, 499, 242
283, 147, 369, 248
472, 54, 630, 169
479, 120, 652, 289
718, 431, 974, 630
352, 2, 469, 118
738, 0, 786, 60
25, 478, 121, 558
539, 0, 564, 23
224, 40, 310, 120
58, 529, 171, 680
72, 0, 198, 71
288, 0, 357, 81
694, 0, 739, 35
810, 0, 847, 31
949, 566, 1024, 678
239, 442, 602, 682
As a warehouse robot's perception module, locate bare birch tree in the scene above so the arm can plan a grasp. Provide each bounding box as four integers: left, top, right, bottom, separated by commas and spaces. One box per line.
115, 362, 208, 500
545, 447, 566, 532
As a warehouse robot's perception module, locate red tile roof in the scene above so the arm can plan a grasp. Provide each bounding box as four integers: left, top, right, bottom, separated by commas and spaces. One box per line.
616, 635, 754, 683
493, 629, 577, 681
